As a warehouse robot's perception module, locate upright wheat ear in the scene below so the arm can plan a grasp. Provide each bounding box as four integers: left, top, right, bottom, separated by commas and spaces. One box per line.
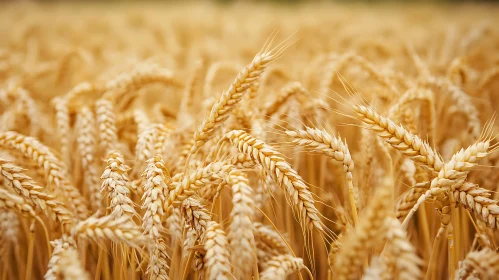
226, 170, 256, 279
100, 152, 137, 218
76, 107, 102, 211
96, 99, 119, 154
185, 39, 290, 162
203, 221, 232, 280
225, 130, 325, 234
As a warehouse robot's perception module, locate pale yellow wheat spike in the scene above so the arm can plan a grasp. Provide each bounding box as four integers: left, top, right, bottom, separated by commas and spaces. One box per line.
76, 107, 102, 212
0, 188, 37, 218
264, 81, 307, 116
0, 158, 74, 226
96, 99, 119, 155
286, 126, 358, 223
354, 105, 444, 173
203, 221, 232, 280
0, 131, 88, 219
226, 170, 256, 279
141, 155, 169, 239
225, 129, 325, 234
254, 222, 291, 263
52, 97, 71, 167
334, 181, 392, 280
383, 217, 423, 279
165, 162, 232, 211
0, 210, 19, 254
71, 215, 148, 250
100, 152, 137, 218
45, 237, 89, 280
260, 254, 307, 280
185, 39, 290, 162
147, 238, 170, 280
457, 248, 499, 280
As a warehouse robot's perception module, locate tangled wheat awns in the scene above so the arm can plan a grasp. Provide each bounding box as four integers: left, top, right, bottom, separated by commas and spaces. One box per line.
1, 2, 499, 280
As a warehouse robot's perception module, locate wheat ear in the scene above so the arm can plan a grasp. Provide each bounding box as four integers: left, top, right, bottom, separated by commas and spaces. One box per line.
71, 215, 147, 249
147, 238, 170, 280
100, 152, 137, 218
453, 182, 499, 230
185, 40, 289, 161
0, 188, 37, 218
402, 140, 492, 228
264, 81, 306, 116
457, 248, 499, 280
0, 158, 74, 226
0, 131, 88, 218
334, 184, 392, 280
45, 237, 89, 280
96, 99, 119, 154
260, 254, 306, 280
225, 129, 325, 234
227, 170, 256, 278
0, 210, 19, 254
354, 105, 443, 173
76, 107, 102, 211
384, 217, 423, 279
52, 97, 71, 167
254, 222, 290, 263
285, 126, 358, 224
203, 221, 232, 280
166, 162, 233, 210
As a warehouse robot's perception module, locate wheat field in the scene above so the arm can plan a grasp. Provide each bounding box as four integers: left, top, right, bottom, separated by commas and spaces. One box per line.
0, 1, 499, 280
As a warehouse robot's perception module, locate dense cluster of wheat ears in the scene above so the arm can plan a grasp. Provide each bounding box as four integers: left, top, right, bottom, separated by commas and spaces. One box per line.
1, 2, 499, 280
